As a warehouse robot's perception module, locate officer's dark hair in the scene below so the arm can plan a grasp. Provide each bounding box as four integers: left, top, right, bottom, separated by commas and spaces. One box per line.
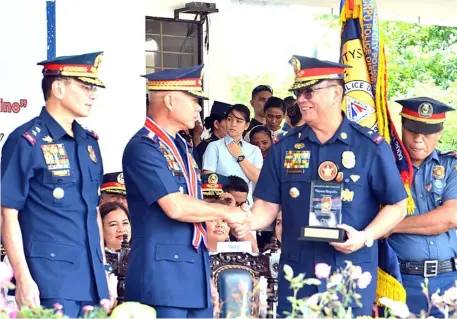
285, 102, 302, 127
41, 76, 73, 101
264, 96, 286, 114
226, 104, 251, 123
99, 201, 130, 221
251, 85, 273, 99
284, 96, 296, 106
223, 175, 249, 194
204, 113, 225, 133
249, 125, 273, 142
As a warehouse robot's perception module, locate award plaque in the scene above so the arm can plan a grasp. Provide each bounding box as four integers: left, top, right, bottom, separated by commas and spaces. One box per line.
299, 181, 346, 242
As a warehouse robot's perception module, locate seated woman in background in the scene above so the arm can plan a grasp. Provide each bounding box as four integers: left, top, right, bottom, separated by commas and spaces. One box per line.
100, 201, 131, 302
249, 125, 273, 159
202, 173, 259, 253
100, 201, 131, 254
206, 209, 231, 252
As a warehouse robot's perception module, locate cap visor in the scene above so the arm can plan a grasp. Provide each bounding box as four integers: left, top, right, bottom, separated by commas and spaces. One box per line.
77, 77, 106, 88
101, 188, 126, 196
403, 118, 443, 135
186, 90, 208, 100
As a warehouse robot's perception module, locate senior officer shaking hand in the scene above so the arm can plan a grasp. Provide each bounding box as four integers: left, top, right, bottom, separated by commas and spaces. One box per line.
388, 97, 457, 318
1, 52, 112, 317
122, 65, 250, 319
233, 56, 408, 317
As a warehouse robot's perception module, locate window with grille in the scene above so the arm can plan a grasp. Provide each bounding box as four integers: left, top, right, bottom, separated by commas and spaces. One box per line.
145, 17, 202, 74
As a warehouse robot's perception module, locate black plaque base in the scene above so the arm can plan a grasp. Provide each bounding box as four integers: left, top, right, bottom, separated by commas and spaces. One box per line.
298, 226, 347, 243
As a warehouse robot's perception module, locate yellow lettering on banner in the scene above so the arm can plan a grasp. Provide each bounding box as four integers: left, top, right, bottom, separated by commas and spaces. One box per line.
341, 38, 377, 130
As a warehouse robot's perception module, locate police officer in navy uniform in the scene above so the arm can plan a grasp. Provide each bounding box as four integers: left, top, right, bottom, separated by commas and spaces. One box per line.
233, 55, 408, 316
194, 101, 231, 169
1, 52, 112, 317
388, 97, 457, 317
122, 65, 250, 318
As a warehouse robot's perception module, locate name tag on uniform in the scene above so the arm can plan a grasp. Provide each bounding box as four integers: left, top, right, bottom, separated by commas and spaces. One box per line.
41, 144, 71, 170
51, 169, 71, 177
216, 241, 252, 254
284, 150, 310, 174
173, 170, 184, 177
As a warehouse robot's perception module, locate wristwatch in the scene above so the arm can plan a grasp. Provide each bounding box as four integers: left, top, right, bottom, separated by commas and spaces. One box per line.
237, 155, 246, 163
362, 231, 374, 248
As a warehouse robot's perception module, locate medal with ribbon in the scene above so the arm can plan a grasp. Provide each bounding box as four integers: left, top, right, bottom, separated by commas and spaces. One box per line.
144, 116, 207, 251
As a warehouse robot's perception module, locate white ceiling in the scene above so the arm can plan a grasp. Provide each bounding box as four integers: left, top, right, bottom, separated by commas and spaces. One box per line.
248, 0, 457, 26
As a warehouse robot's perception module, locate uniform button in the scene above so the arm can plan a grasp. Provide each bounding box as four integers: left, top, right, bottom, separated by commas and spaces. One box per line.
419, 194, 423, 198
430, 241, 434, 246
174, 254, 179, 260
50, 253, 56, 257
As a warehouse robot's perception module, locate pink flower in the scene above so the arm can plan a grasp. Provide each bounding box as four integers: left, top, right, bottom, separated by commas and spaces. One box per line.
53, 303, 63, 310
6, 303, 19, 319
0, 262, 14, 285
314, 263, 332, 279
82, 305, 94, 312
100, 298, 111, 311
9, 310, 18, 319
56, 310, 64, 317
357, 271, 372, 289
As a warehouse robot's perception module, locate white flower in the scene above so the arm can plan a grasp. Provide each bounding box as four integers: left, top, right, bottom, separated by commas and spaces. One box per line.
390, 301, 410, 318
306, 293, 320, 307
357, 271, 372, 289
431, 292, 443, 306
350, 265, 363, 280
327, 273, 343, 288
443, 286, 457, 303
379, 297, 410, 319
379, 297, 395, 308
314, 263, 332, 279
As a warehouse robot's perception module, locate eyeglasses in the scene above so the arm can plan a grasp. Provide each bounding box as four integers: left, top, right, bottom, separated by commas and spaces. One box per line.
236, 199, 249, 207
75, 82, 98, 95
293, 85, 337, 100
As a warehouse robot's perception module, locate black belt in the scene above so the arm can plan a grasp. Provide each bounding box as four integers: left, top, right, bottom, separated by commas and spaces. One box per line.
399, 258, 457, 278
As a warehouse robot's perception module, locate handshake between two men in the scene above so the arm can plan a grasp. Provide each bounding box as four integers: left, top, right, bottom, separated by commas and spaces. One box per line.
215, 192, 253, 245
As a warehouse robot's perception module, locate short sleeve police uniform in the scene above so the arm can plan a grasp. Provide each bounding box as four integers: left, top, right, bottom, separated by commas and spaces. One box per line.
253, 55, 408, 316
1, 52, 109, 315
388, 97, 457, 317
122, 65, 213, 317
1, 108, 108, 300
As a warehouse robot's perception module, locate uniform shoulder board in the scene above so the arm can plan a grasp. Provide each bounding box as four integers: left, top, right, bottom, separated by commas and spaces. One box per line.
81, 123, 99, 140
275, 127, 295, 144
21, 123, 43, 146
439, 150, 457, 158
349, 122, 384, 145
143, 131, 158, 143
22, 131, 36, 145
87, 129, 99, 140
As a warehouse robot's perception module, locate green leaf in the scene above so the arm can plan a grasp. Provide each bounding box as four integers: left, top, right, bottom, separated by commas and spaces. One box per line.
283, 264, 294, 280
303, 278, 322, 286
